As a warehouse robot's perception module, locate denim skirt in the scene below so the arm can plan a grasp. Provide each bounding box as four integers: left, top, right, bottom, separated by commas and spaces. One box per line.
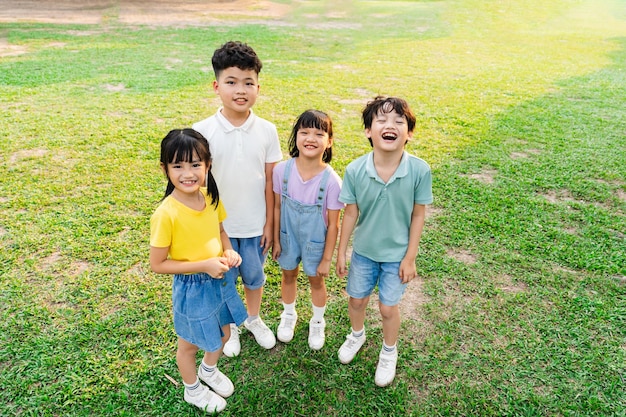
172, 272, 247, 352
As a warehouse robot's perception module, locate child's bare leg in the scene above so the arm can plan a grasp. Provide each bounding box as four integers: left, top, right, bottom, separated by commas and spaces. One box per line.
348, 295, 369, 331
244, 286, 263, 316
281, 267, 299, 304
308, 274, 327, 308
177, 338, 200, 384
379, 303, 400, 346
201, 325, 228, 366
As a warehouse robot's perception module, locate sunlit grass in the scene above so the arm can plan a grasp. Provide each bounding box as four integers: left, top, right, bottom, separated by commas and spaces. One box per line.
1, 0, 625, 415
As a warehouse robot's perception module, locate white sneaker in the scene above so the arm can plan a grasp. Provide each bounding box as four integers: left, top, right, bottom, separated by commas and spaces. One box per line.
222, 324, 241, 357
338, 332, 366, 364
375, 348, 398, 387
198, 366, 234, 398
277, 311, 298, 343
184, 384, 226, 413
308, 318, 326, 350
243, 317, 276, 349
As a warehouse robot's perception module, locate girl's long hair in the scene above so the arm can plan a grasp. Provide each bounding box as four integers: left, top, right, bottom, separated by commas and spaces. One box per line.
287, 110, 333, 163
159, 128, 219, 207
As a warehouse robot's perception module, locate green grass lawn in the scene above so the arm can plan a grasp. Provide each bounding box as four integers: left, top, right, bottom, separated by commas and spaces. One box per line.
1, 0, 625, 415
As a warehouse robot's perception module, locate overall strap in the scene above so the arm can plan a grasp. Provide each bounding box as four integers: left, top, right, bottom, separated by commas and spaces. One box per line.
282, 158, 295, 195
316, 166, 332, 205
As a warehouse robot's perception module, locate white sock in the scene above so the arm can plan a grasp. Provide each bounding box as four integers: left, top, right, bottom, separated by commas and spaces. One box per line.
382, 342, 397, 355
246, 315, 259, 324
200, 360, 216, 375
312, 303, 326, 321
352, 327, 365, 338
184, 378, 202, 395
283, 301, 296, 315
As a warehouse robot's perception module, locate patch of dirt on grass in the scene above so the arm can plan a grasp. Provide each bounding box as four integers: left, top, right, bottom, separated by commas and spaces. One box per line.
467, 168, 497, 184
0, 38, 28, 57
9, 149, 48, 163
446, 248, 477, 264
495, 273, 526, 293
510, 151, 529, 159
40, 251, 63, 269
0, 0, 290, 26
70, 261, 90, 277
540, 189, 577, 204
103, 83, 127, 92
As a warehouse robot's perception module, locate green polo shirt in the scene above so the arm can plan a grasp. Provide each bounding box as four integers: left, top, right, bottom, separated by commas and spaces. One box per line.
339, 151, 433, 262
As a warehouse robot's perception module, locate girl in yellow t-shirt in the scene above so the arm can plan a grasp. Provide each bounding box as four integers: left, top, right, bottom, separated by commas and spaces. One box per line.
150, 128, 246, 414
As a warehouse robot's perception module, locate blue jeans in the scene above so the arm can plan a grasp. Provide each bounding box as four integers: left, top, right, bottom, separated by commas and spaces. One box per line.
346, 251, 407, 306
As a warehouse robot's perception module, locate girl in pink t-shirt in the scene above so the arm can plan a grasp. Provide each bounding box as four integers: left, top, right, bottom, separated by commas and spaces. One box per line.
271, 110, 344, 350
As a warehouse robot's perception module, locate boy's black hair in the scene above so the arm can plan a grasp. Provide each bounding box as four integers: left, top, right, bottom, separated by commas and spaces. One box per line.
211, 41, 263, 79
287, 110, 334, 163
160, 128, 219, 207
362, 96, 416, 146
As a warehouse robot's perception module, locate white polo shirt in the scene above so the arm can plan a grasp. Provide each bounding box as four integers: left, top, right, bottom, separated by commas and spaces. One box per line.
193, 108, 282, 237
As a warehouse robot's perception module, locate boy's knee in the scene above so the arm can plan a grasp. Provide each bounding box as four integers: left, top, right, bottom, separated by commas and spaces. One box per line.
379, 303, 399, 319
349, 297, 368, 310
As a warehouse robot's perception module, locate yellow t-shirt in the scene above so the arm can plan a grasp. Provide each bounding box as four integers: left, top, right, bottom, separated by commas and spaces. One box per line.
150, 190, 227, 262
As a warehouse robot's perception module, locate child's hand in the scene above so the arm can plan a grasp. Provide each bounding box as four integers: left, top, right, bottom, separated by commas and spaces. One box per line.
336, 253, 348, 278
205, 257, 230, 279
399, 257, 417, 284
317, 259, 331, 278
223, 249, 242, 268
271, 241, 282, 261
260, 224, 273, 256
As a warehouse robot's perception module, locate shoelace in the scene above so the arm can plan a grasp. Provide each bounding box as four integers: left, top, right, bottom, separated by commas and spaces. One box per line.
310, 321, 324, 335
281, 315, 296, 329
345, 335, 360, 349
378, 355, 396, 369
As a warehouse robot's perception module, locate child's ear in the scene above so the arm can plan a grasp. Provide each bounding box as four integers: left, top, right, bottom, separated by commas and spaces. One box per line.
327, 137, 334, 148
160, 162, 167, 175
405, 131, 414, 144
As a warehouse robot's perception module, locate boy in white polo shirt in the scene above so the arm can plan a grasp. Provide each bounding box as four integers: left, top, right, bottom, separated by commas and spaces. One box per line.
193, 41, 282, 355
336, 96, 433, 387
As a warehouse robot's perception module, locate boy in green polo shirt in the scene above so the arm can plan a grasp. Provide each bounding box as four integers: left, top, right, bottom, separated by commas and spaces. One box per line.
336, 96, 433, 387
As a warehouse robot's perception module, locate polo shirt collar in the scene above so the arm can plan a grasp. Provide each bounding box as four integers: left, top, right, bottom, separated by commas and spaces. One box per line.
215, 107, 255, 132
366, 151, 409, 184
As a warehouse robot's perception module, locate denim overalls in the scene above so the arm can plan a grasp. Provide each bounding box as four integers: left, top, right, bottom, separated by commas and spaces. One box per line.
278, 158, 331, 276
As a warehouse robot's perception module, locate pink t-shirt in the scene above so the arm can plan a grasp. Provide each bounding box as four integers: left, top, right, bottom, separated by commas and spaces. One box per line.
272, 158, 344, 225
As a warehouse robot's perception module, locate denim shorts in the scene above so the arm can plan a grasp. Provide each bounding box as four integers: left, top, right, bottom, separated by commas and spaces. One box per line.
172, 273, 248, 353
224, 236, 267, 290
346, 251, 407, 306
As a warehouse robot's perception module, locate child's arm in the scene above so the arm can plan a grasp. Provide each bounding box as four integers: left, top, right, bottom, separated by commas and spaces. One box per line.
317, 208, 340, 277
219, 223, 242, 268
271, 191, 282, 261
149, 246, 230, 278
336, 203, 358, 278
261, 162, 276, 256
399, 203, 426, 283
